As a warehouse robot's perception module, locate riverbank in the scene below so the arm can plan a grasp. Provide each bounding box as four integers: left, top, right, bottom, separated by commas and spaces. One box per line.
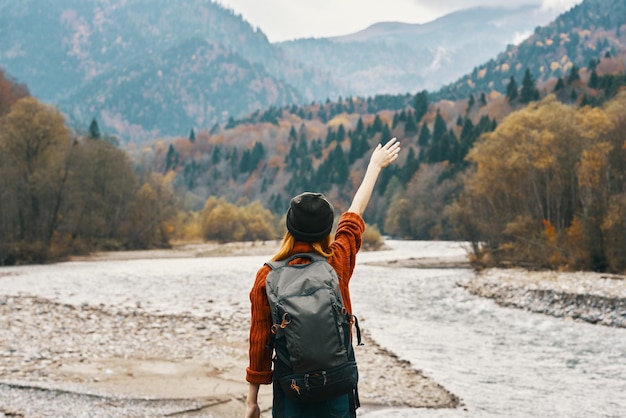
462, 268, 626, 328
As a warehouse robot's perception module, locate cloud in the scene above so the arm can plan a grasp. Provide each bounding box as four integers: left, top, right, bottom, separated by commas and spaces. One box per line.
539, 0, 582, 13
413, 0, 543, 15
218, 0, 583, 42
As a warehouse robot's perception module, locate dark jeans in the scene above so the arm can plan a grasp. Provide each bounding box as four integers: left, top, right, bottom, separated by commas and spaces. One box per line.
273, 394, 350, 418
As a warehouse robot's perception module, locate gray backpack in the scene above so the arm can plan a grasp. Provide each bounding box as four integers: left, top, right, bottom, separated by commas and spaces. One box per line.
265, 252, 361, 408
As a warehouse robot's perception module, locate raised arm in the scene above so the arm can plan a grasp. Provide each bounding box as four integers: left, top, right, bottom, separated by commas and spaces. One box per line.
348, 137, 401, 216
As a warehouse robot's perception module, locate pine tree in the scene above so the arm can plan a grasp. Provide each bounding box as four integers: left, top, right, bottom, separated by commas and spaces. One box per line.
432, 109, 447, 143
414, 90, 429, 122
520, 68, 539, 104
355, 117, 364, 134
289, 125, 298, 141
239, 150, 251, 173
251, 142, 265, 169
402, 147, 419, 182
466, 94, 475, 114
506, 76, 518, 102
589, 70, 599, 89
337, 124, 346, 143
211, 146, 221, 164
189, 128, 195, 143
372, 115, 383, 133
165, 144, 176, 171
325, 127, 335, 145
404, 112, 418, 135
554, 77, 565, 91
88, 117, 101, 140
381, 123, 392, 143
567, 65, 580, 85
417, 122, 431, 147
333, 145, 349, 184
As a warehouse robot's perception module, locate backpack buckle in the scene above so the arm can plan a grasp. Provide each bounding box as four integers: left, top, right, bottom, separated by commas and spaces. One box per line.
290, 379, 301, 396
271, 312, 292, 334
280, 312, 291, 328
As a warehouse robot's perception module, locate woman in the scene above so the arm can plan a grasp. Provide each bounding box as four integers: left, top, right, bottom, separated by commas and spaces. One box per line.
245, 137, 401, 418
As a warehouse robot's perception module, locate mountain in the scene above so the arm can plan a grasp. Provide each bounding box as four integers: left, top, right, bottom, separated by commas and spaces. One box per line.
277, 5, 563, 97
0, 0, 337, 141
434, 0, 626, 101
0, 1, 597, 142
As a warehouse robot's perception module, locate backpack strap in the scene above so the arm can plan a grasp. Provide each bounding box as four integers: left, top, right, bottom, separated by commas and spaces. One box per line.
351, 315, 364, 346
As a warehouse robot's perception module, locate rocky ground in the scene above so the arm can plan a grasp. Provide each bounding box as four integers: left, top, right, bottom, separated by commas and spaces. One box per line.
0, 294, 457, 417
461, 268, 626, 328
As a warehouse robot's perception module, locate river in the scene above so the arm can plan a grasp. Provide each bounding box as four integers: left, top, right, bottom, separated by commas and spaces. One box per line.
0, 240, 624, 417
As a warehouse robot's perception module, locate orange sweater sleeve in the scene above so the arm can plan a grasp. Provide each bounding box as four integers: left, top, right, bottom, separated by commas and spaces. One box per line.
246, 265, 273, 384
329, 212, 365, 315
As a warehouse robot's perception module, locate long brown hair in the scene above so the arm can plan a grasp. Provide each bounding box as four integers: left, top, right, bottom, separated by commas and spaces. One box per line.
271, 232, 334, 261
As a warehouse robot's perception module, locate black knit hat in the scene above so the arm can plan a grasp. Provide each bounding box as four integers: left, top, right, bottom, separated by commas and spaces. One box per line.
286, 192, 334, 242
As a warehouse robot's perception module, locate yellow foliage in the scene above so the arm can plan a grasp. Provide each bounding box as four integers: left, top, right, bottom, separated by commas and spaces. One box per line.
550, 61, 561, 71
362, 223, 384, 250
578, 142, 611, 189
201, 197, 278, 242
328, 114, 351, 128
566, 217, 583, 244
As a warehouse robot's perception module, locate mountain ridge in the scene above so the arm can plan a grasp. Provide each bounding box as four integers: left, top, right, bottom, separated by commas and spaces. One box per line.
1, 0, 619, 142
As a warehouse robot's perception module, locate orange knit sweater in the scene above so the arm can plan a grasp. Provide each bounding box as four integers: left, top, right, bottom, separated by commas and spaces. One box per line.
246, 211, 365, 385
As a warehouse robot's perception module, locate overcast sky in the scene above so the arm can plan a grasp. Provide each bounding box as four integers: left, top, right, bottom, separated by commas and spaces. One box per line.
215, 0, 584, 42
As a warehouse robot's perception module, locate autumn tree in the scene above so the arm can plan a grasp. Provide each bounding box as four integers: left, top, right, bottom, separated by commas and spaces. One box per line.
201, 197, 278, 242
384, 163, 459, 240
462, 93, 626, 272
127, 172, 177, 248
0, 68, 30, 116
0, 97, 72, 261
64, 138, 138, 248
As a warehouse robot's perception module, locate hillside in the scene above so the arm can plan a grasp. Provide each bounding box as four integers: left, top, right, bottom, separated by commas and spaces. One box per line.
434, 0, 626, 101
